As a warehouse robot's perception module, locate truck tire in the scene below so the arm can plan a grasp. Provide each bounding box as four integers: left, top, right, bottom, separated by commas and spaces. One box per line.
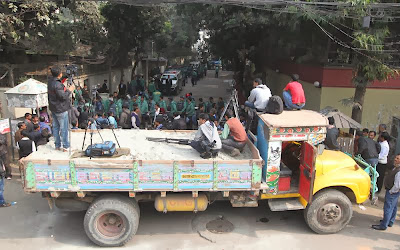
304, 189, 352, 234
84, 195, 140, 247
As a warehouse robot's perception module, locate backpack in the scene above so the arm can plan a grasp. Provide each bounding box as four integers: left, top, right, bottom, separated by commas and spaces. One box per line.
85, 141, 116, 157
265, 95, 283, 114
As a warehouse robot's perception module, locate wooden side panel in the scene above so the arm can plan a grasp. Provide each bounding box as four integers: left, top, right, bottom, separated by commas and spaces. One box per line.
137, 162, 174, 191
216, 163, 252, 189
33, 164, 72, 191
177, 162, 214, 190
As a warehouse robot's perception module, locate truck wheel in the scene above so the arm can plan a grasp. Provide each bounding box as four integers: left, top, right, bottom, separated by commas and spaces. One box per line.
84, 195, 140, 247
304, 189, 352, 234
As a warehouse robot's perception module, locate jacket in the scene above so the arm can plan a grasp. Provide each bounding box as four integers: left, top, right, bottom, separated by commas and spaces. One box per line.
247, 84, 272, 110
384, 166, 400, 191
324, 126, 339, 150
357, 137, 379, 160
119, 109, 132, 129
0, 134, 7, 156
47, 77, 71, 113
194, 121, 222, 149
172, 116, 187, 130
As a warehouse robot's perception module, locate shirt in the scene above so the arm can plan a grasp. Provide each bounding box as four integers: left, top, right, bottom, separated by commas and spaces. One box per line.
17, 137, 36, 152
39, 122, 52, 134
108, 116, 117, 129
389, 171, 400, 194
284, 81, 306, 104
378, 140, 389, 164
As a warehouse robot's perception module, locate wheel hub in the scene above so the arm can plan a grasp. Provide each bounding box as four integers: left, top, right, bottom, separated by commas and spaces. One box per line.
318, 203, 342, 225
96, 212, 125, 238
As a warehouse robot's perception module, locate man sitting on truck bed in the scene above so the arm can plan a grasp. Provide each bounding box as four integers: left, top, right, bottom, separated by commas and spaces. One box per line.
190, 113, 222, 159
220, 110, 247, 156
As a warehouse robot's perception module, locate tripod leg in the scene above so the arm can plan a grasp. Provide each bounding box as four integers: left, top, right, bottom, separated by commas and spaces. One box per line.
111, 128, 121, 148
218, 98, 231, 124
82, 128, 87, 150
96, 127, 104, 142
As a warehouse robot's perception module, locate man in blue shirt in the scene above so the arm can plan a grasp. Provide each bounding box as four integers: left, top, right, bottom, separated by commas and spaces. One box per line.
39, 116, 52, 134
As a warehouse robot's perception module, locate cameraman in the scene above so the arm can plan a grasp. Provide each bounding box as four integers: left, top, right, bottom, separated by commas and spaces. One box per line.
48, 66, 75, 151
190, 113, 222, 159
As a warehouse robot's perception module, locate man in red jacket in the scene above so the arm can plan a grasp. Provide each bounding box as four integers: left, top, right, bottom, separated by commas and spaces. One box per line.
283, 74, 306, 110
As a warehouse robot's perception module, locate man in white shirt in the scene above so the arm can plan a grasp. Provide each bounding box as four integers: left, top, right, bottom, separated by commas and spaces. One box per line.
376, 132, 390, 193
244, 78, 272, 112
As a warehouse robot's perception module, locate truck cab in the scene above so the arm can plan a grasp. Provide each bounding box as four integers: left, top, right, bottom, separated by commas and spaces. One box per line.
254, 110, 370, 233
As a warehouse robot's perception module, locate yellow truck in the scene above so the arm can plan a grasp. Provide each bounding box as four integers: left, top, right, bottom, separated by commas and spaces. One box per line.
20, 110, 370, 247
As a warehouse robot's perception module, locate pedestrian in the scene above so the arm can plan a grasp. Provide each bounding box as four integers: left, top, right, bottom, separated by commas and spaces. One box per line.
190, 113, 222, 159
159, 96, 167, 113
139, 96, 149, 128
108, 112, 118, 129
362, 128, 369, 137
47, 66, 75, 152
172, 112, 187, 130
215, 66, 219, 78
372, 154, 400, 230
205, 97, 214, 113
177, 96, 186, 116
69, 105, 80, 129
15, 122, 26, 144
324, 117, 339, 150
0, 158, 12, 207
282, 74, 306, 110
220, 110, 247, 156
17, 131, 36, 159
118, 81, 127, 98
131, 107, 141, 130
355, 130, 380, 167
39, 116, 52, 134
244, 78, 272, 111
369, 130, 377, 140
376, 132, 390, 193
119, 104, 132, 129
24, 113, 33, 132
0, 134, 10, 180
186, 97, 196, 129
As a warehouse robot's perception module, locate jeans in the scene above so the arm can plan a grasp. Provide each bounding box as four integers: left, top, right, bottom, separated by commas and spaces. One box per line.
0, 176, 5, 205
366, 158, 378, 167
376, 163, 387, 193
380, 190, 400, 228
283, 91, 305, 110
222, 137, 246, 154
244, 101, 264, 112
52, 111, 70, 149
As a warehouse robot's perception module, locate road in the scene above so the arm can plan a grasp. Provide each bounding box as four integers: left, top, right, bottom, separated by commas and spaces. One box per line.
1, 71, 399, 250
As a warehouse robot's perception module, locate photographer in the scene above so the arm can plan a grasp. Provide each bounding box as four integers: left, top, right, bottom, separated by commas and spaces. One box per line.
190, 113, 222, 159
48, 66, 75, 151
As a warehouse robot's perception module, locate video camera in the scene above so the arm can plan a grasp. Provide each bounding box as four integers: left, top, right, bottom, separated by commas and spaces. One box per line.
64, 64, 79, 87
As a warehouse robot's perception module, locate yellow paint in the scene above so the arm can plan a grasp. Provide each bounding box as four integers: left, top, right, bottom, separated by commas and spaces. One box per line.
320, 87, 400, 129
154, 193, 208, 212
314, 150, 371, 204
260, 193, 301, 199
181, 174, 210, 179
298, 196, 308, 207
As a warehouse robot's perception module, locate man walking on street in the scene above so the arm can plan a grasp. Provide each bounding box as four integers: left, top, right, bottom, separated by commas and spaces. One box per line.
372, 154, 400, 230
48, 66, 75, 151
0, 134, 10, 179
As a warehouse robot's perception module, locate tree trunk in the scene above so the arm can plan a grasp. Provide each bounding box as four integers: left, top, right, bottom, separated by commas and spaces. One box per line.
8, 65, 14, 87
108, 60, 112, 94
351, 84, 367, 124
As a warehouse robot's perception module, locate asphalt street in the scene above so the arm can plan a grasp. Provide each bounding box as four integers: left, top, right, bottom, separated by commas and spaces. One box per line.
1, 71, 399, 250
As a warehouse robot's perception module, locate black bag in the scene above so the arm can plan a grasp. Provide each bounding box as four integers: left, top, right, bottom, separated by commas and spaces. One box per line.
265, 95, 283, 114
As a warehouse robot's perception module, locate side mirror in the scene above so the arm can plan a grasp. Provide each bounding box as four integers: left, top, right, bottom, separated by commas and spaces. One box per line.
317, 144, 325, 155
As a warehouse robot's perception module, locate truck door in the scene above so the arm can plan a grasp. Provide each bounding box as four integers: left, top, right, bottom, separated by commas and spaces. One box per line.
299, 142, 317, 203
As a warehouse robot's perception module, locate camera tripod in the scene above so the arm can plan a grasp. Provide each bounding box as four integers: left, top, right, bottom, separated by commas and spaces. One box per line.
218, 80, 240, 125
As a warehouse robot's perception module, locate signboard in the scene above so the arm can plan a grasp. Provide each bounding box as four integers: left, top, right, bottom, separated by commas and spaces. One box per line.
0, 119, 10, 134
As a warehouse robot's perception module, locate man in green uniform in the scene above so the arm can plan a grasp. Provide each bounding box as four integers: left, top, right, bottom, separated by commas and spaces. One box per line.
159, 96, 167, 112
139, 75, 145, 93
168, 97, 177, 116
148, 79, 156, 94
148, 96, 156, 122
185, 97, 196, 129
153, 89, 161, 103
140, 95, 149, 128
129, 77, 137, 96
177, 96, 187, 116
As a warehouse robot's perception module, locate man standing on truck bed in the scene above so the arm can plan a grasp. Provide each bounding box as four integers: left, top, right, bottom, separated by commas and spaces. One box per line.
48, 66, 75, 152
372, 154, 400, 230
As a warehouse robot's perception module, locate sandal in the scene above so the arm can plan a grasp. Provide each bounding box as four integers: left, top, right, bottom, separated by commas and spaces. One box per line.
0, 203, 11, 208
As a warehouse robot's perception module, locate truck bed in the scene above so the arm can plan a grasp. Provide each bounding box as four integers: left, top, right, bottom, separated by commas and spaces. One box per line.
22, 130, 263, 193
